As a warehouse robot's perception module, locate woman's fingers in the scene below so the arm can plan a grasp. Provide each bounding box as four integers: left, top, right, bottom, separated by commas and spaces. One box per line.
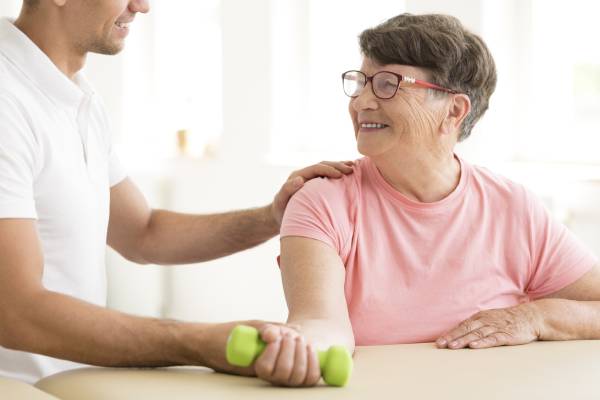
446, 325, 498, 349
436, 317, 485, 348
469, 332, 511, 349
436, 304, 541, 350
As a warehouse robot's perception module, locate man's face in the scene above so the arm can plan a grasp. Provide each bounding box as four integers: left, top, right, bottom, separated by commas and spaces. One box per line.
66, 0, 150, 55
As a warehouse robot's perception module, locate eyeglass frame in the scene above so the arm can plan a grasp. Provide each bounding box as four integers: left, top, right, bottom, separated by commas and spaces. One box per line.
342, 69, 459, 99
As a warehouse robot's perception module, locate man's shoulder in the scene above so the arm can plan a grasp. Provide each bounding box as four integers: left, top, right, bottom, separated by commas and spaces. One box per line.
0, 84, 38, 147
0, 61, 47, 138
0, 52, 17, 89
0, 89, 24, 118
0, 65, 31, 112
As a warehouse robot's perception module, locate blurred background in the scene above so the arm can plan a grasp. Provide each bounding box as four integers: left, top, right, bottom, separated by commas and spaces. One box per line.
1, 0, 599, 323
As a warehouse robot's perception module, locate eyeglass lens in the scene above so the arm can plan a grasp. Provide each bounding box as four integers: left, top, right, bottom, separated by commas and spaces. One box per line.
343, 71, 400, 99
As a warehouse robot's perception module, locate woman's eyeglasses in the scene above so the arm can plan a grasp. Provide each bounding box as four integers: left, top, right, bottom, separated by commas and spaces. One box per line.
342, 70, 458, 99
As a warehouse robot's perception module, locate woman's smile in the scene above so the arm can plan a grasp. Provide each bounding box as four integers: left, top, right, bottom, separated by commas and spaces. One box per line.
359, 122, 389, 133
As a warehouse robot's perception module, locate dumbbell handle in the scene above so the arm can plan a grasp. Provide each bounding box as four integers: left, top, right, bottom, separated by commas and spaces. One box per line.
226, 325, 352, 387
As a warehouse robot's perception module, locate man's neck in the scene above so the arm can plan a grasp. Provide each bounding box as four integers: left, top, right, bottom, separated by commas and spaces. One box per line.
372, 146, 461, 203
14, 10, 86, 80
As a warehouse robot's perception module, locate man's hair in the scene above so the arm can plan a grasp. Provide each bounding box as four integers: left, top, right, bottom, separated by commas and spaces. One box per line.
359, 13, 497, 141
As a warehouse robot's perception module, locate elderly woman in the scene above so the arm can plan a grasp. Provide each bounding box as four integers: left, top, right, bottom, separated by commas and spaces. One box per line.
245, 13, 600, 387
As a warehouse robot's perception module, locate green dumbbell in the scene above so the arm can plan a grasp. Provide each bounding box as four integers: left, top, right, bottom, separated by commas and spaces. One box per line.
225, 324, 353, 387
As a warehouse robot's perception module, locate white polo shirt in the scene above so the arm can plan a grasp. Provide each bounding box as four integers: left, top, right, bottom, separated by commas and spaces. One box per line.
0, 18, 127, 383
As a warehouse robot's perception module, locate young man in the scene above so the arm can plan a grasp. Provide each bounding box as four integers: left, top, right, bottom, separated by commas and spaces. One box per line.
0, 0, 353, 384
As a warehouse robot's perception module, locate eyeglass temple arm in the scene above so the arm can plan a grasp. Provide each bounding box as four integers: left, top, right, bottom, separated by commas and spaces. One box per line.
406, 76, 458, 94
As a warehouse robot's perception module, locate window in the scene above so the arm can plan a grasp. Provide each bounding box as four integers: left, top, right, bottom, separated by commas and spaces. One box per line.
513, 0, 600, 163
269, 0, 406, 164
269, 0, 600, 168
119, 0, 223, 168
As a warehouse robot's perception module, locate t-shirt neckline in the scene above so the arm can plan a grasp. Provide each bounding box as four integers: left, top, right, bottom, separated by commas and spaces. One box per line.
364, 154, 470, 212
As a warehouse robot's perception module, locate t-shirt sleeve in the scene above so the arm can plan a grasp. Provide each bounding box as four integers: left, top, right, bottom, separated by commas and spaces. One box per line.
108, 144, 127, 187
0, 95, 39, 219
526, 189, 598, 299
280, 176, 354, 259
96, 95, 127, 187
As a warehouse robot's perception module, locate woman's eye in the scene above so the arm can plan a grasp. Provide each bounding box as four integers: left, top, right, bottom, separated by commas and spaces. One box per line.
376, 79, 395, 90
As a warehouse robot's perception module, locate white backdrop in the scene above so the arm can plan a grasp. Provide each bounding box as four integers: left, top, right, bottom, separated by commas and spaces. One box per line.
2, 0, 599, 324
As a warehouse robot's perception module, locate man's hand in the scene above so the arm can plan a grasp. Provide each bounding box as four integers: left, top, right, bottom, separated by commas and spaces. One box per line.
270, 161, 354, 227
199, 321, 302, 378
435, 303, 543, 349
254, 325, 321, 387
201, 321, 321, 387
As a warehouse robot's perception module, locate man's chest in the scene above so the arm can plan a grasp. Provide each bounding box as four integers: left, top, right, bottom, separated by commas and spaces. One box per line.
32, 108, 111, 234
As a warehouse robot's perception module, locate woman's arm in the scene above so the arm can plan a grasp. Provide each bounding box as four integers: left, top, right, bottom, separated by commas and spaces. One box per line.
535, 265, 600, 341
280, 236, 355, 351
436, 265, 600, 349
252, 236, 354, 386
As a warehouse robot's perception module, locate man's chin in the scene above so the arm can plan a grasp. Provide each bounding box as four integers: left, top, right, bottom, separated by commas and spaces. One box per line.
89, 41, 125, 56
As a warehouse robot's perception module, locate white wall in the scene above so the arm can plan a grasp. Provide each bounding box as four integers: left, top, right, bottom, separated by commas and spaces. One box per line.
100, 0, 294, 321
107, 0, 600, 324
3, 0, 600, 324
0, 1, 19, 18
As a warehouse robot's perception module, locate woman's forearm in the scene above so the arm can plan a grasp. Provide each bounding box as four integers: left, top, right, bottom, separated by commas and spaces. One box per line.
287, 317, 355, 354
533, 298, 600, 341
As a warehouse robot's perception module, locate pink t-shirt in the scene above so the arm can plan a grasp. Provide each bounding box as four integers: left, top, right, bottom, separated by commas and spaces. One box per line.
280, 156, 597, 345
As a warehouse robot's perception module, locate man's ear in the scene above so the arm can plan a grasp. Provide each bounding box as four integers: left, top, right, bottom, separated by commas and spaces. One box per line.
440, 94, 471, 137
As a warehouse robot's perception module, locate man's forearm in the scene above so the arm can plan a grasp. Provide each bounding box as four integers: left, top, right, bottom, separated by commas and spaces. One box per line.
139, 206, 278, 265
534, 298, 600, 341
1, 289, 206, 367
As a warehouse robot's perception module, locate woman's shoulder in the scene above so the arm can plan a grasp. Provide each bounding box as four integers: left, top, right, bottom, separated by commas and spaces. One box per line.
299, 157, 366, 200
465, 160, 532, 204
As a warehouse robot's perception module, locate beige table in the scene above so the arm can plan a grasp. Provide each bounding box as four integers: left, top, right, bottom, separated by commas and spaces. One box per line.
0, 376, 59, 399
35, 341, 600, 400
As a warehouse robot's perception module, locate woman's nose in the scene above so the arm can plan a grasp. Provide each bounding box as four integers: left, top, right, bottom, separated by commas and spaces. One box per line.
351, 83, 379, 112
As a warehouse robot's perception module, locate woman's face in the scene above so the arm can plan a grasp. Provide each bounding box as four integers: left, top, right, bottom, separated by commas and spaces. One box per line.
348, 57, 447, 158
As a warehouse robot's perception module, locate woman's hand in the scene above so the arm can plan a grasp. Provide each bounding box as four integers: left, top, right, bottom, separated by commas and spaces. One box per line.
254, 324, 322, 387
435, 303, 544, 349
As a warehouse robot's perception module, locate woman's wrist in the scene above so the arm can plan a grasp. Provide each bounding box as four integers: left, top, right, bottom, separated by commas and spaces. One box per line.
531, 298, 581, 341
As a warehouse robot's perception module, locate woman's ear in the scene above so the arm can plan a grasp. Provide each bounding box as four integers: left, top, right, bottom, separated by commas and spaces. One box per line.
440, 94, 471, 137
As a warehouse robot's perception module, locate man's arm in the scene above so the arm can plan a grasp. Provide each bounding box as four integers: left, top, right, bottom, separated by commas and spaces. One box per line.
107, 178, 278, 265
0, 218, 272, 373
251, 236, 354, 386
108, 162, 353, 265
436, 265, 600, 349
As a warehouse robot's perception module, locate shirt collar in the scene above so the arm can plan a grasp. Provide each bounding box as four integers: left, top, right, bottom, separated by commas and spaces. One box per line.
0, 18, 94, 109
